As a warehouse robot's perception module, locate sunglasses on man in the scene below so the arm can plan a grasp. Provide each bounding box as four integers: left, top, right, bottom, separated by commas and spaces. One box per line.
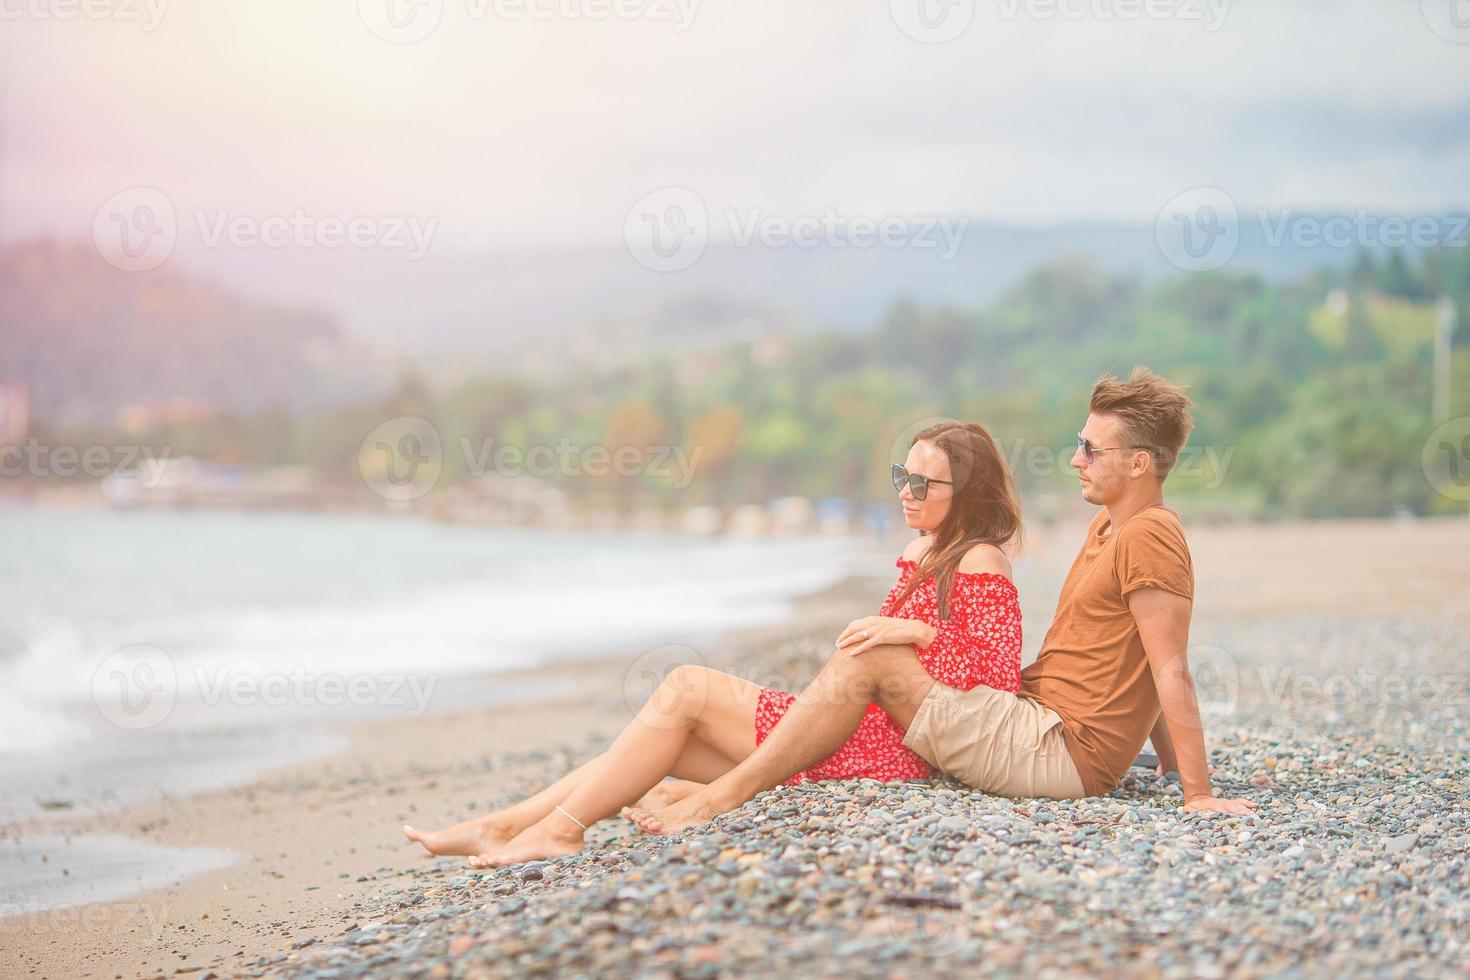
1076, 433, 1151, 465
891, 463, 953, 501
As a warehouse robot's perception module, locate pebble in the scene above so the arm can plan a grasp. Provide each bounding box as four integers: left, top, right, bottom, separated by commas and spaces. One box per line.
264, 613, 1468, 978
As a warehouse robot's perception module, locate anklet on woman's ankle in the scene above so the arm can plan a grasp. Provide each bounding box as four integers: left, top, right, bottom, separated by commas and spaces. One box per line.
554, 804, 588, 831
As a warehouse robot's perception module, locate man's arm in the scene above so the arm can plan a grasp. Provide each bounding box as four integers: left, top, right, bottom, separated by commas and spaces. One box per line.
1148, 711, 1179, 776
1129, 587, 1257, 815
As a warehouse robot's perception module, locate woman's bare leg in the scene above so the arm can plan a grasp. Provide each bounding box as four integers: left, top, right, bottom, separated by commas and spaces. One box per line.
627, 643, 936, 835
405, 757, 712, 856
471, 666, 762, 866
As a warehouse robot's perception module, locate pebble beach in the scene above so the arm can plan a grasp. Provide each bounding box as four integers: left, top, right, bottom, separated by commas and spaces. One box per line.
3, 520, 1467, 979
265, 612, 1468, 979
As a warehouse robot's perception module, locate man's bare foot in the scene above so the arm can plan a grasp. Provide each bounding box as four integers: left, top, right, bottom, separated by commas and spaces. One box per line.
403, 813, 518, 857
467, 816, 583, 867
632, 778, 705, 812
621, 788, 735, 836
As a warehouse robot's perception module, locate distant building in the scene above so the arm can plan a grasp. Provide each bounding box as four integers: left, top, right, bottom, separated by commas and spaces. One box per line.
0, 383, 29, 447
116, 397, 217, 434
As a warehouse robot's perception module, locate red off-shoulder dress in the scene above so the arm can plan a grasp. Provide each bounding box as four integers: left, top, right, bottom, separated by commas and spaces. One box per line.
753, 557, 1022, 784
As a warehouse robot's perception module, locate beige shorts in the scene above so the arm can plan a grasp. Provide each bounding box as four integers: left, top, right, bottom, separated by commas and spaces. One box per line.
901, 683, 1086, 799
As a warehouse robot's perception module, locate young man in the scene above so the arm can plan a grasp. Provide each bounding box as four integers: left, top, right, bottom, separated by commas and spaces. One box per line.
626, 367, 1255, 834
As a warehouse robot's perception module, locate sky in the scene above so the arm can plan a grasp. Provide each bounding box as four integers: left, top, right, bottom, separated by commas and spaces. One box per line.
1, 0, 1468, 252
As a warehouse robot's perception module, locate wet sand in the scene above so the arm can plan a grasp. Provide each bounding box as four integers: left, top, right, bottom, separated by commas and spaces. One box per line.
2, 518, 1467, 979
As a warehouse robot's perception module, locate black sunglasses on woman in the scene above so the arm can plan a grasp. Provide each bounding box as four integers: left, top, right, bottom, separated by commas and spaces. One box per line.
891, 463, 952, 500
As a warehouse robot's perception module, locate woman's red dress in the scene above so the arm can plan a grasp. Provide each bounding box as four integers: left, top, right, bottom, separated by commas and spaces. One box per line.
753, 557, 1022, 784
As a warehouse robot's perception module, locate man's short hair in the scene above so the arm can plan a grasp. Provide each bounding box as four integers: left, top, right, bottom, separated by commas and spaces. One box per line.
1089, 366, 1195, 478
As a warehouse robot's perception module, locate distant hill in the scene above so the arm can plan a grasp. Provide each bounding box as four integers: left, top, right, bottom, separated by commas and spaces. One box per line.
162, 215, 1468, 361
0, 241, 399, 427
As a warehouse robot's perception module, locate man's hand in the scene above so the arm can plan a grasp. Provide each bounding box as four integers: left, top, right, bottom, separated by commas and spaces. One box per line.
1183, 795, 1258, 815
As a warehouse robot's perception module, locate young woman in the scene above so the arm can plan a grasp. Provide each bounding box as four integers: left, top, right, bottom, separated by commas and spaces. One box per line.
403, 421, 1023, 866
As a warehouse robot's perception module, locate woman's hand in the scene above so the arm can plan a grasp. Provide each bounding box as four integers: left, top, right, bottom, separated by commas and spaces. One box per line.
836, 616, 935, 657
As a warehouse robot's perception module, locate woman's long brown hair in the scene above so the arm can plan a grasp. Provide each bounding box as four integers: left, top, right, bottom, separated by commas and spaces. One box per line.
888, 421, 1023, 620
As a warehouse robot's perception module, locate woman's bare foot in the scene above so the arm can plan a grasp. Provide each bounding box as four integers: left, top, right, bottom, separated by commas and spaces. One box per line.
621, 788, 734, 836
467, 815, 583, 867
403, 813, 518, 857
632, 778, 705, 812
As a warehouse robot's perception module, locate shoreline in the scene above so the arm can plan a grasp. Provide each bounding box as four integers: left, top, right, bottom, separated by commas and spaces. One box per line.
3, 518, 1468, 978
0, 561, 900, 979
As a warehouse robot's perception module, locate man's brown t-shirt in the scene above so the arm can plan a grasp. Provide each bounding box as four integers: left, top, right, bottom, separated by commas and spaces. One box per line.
1019, 505, 1194, 796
